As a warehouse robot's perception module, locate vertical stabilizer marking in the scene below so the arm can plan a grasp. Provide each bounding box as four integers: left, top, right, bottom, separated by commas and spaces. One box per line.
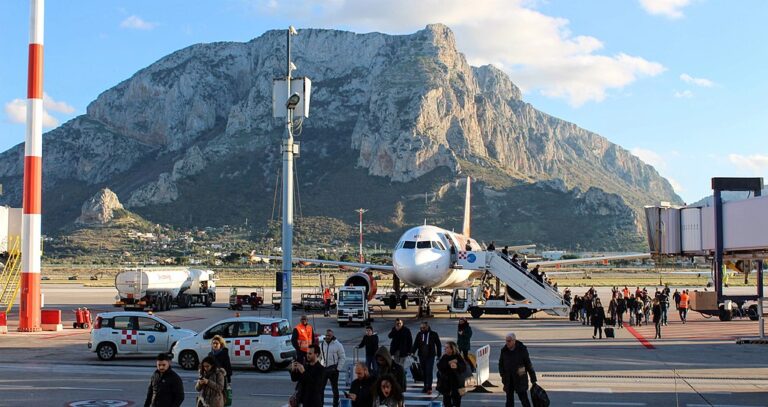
462, 177, 471, 237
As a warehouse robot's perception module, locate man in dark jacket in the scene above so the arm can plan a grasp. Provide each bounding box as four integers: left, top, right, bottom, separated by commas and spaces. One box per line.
388, 318, 412, 368
412, 321, 442, 394
290, 343, 326, 407
144, 353, 184, 407
357, 325, 379, 373
373, 346, 407, 392
499, 333, 536, 407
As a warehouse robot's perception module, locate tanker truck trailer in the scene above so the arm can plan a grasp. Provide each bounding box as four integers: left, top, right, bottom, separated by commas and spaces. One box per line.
115, 267, 217, 311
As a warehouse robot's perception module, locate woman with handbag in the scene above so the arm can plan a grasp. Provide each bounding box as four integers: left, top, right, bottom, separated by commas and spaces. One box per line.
437, 341, 467, 407
208, 336, 232, 405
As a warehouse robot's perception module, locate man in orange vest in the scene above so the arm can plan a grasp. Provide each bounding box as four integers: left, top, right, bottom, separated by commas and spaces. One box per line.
323, 288, 332, 317
678, 290, 689, 324
292, 315, 315, 363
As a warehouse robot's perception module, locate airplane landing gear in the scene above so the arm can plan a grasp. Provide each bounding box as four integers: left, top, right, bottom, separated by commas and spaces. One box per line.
417, 288, 433, 318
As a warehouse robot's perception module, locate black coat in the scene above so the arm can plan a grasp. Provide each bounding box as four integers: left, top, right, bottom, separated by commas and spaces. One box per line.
348, 376, 375, 407
437, 353, 467, 394
209, 348, 233, 382
388, 326, 412, 358
498, 341, 536, 392
652, 304, 662, 323
144, 368, 184, 407
290, 361, 326, 407
358, 334, 379, 357
592, 306, 606, 327
412, 329, 442, 359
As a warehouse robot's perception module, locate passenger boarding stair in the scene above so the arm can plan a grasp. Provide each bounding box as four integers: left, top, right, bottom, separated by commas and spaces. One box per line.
0, 237, 22, 314
457, 251, 569, 316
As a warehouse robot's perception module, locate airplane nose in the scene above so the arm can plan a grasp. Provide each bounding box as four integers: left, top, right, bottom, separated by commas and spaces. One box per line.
393, 249, 440, 287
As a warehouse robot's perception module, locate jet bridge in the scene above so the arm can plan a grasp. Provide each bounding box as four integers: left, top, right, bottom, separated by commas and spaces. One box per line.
449, 251, 569, 319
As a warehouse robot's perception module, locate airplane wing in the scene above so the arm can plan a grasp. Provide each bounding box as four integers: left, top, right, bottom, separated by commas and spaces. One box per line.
257, 255, 395, 272
531, 253, 651, 267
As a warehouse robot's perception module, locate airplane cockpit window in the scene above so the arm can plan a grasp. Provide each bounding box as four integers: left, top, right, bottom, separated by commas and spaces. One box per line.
432, 241, 446, 250
416, 241, 431, 249
402, 241, 416, 249
396, 241, 405, 249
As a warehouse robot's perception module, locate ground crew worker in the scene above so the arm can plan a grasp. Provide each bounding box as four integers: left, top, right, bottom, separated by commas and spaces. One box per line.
292, 315, 314, 364
323, 287, 332, 317
499, 332, 536, 407
679, 290, 689, 323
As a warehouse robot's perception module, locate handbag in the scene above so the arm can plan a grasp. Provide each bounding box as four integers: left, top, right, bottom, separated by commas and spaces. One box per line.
457, 363, 473, 396
224, 383, 232, 406
530, 383, 550, 407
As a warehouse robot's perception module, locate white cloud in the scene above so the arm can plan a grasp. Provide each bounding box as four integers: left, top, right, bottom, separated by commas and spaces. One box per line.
4, 93, 76, 128
680, 73, 713, 87
631, 147, 667, 170
728, 154, 768, 174
120, 15, 157, 30
639, 0, 692, 19
667, 177, 684, 193
674, 90, 693, 98
252, 0, 665, 106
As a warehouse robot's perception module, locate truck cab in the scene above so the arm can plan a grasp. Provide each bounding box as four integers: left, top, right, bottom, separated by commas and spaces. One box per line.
336, 286, 371, 327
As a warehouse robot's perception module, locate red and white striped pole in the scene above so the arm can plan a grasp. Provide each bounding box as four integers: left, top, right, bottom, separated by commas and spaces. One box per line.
19, 0, 44, 332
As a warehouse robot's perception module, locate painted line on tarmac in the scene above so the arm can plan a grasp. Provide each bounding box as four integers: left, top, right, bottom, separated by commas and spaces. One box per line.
687, 405, 765, 407
40, 331, 89, 340
0, 385, 123, 391
556, 388, 613, 393
572, 403, 645, 406
623, 325, 655, 349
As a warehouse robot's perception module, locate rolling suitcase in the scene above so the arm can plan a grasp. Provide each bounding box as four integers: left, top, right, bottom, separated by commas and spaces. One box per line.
410, 358, 424, 382
604, 327, 615, 338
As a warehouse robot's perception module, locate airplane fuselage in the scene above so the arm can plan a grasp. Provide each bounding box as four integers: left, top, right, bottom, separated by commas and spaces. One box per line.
392, 225, 485, 289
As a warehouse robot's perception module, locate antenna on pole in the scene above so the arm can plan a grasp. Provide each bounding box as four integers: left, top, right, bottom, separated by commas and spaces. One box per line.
354, 208, 368, 263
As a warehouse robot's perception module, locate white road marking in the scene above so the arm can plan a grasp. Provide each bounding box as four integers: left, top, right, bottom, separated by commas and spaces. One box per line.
0, 385, 123, 391
558, 388, 614, 393
687, 405, 765, 407
572, 403, 645, 406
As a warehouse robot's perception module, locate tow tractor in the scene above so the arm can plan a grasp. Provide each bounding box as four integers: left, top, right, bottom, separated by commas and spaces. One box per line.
228, 287, 265, 310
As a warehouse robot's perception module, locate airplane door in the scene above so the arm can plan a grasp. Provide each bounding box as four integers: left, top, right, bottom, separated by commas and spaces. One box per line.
450, 288, 470, 313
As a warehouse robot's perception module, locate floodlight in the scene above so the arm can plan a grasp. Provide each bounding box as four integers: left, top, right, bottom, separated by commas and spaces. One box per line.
289, 26, 298, 36
286, 93, 301, 109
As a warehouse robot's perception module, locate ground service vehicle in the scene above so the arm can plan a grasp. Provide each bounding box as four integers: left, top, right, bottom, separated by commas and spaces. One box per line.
336, 286, 371, 327
301, 292, 328, 311
172, 316, 294, 372
229, 287, 265, 310
115, 267, 217, 311
88, 311, 196, 361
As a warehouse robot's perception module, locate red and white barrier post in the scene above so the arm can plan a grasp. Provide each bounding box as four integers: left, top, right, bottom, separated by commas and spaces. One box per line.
19, 0, 44, 332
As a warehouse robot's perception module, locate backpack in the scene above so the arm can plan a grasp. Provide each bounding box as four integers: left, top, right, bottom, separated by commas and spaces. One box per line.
530, 383, 550, 407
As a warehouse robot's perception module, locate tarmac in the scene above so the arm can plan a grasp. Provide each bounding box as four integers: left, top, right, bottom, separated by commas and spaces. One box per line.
0, 284, 766, 406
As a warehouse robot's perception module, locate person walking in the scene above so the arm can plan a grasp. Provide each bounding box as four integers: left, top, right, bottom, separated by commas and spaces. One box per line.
616, 294, 626, 329
679, 290, 689, 323
608, 295, 618, 327
290, 344, 326, 407
457, 318, 472, 361
592, 298, 606, 339
347, 362, 375, 407
372, 375, 405, 407
499, 332, 537, 407
323, 287, 333, 317
209, 335, 232, 385
501, 245, 509, 257
487, 241, 496, 251
673, 289, 681, 310
388, 318, 412, 368
437, 341, 468, 407
628, 294, 637, 326
319, 329, 346, 407
412, 321, 442, 394
195, 356, 226, 407
357, 325, 379, 374
373, 346, 407, 392
660, 287, 670, 325
291, 315, 315, 364
144, 353, 184, 407
652, 298, 663, 339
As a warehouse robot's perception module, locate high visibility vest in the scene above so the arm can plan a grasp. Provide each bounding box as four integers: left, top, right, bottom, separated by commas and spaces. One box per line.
679, 293, 689, 309
323, 289, 331, 301
295, 324, 313, 352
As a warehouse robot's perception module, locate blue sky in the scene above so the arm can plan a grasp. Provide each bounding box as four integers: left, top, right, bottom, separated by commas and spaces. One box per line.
1, 0, 766, 203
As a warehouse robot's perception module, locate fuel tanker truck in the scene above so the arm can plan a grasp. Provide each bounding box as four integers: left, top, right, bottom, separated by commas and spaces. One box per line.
115, 268, 217, 311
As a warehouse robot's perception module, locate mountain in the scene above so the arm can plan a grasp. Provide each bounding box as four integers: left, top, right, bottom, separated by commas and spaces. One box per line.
0, 25, 681, 251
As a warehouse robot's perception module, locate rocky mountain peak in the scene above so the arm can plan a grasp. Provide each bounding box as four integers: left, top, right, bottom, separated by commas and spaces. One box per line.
75, 188, 124, 225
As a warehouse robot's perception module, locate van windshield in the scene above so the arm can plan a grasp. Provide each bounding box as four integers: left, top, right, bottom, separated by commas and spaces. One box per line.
339, 290, 364, 303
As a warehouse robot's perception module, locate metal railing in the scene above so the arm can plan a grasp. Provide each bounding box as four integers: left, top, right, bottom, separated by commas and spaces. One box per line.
0, 236, 22, 314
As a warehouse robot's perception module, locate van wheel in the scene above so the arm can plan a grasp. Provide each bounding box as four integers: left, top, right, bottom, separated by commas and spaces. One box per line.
254, 352, 274, 372
179, 351, 199, 370
470, 308, 483, 319
388, 295, 397, 310
96, 343, 117, 361
518, 308, 533, 319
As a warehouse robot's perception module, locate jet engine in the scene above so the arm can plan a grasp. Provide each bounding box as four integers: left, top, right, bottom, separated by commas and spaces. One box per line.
343, 269, 378, 301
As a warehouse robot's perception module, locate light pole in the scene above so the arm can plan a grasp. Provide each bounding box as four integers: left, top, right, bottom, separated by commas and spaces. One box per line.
281, 26, 298, 325
354, 209, 368, 263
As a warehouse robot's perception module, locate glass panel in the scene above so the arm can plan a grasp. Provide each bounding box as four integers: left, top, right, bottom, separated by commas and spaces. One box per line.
113, 316, 133, 330
137, 317, 163, 332
237, 321, 261, 337
277, 321, 291, 336
416, 241, 431, 249
402, 241, 416, 249
339, 290, 364, 302
432, 241, 446, 250
205, 322, 236, 339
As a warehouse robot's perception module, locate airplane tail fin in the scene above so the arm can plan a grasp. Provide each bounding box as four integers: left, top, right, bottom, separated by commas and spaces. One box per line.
462, 177, 471, 237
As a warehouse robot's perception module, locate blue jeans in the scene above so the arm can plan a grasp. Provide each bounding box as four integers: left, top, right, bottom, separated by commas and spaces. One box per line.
662, 306, 668, 324
420, 355, 435, 391
365, 353, 376, 374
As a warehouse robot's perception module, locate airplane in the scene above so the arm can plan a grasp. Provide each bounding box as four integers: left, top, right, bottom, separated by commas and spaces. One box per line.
263, 177, 650, 316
